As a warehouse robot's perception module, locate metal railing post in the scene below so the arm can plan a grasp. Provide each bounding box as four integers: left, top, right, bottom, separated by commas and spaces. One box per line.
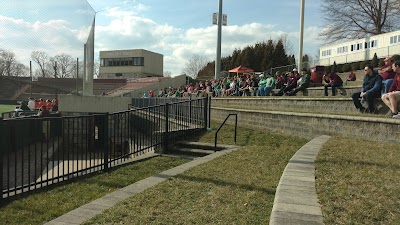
203, 97, 208, 129
164, 103, 169, 153
0, 118, 3, 204
208, 96, 211, 129
103, 113, 109, 172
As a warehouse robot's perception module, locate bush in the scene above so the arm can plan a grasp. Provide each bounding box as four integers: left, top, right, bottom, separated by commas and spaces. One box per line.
325, 66, 332, 73
379, 58, 385, 67
360, 60, 370, 70
342, 64, 352, 72
351, 62, 360, 71
371, 53, 379, 67
392, 54, 400, 63
336, 64, 343, 73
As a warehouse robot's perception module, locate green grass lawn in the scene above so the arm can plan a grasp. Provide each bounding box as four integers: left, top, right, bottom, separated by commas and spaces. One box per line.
84, 124, 308, 225
0, 156, 189, 225
0, 104, 17, 114
316, 137, 400, 225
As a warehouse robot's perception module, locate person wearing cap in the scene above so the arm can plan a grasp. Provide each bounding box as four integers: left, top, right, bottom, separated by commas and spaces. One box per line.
381, 60, 400, 118
323, 71, 343, 96
378, 56, 396, 94
287, 68, 310, 96
352, 65, 382, 113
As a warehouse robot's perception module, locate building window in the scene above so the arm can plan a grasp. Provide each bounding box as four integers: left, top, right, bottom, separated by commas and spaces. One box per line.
100, 57, 144, 67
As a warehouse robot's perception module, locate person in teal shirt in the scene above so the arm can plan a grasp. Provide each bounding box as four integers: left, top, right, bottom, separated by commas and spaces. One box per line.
258, 74, 268, 96
264, 73, 276, 96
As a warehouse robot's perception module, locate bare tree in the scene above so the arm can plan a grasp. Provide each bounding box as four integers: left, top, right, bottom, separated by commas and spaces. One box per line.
0, 50, 17, 76
12, 63, 29, 77
93, 59, 100, 78
49, 54, 75, 78
163, 71, 172, 77
183, 54, 209, 79
280, 33, 294, 55
31, 51, 49, 78
320, 0, 400, 43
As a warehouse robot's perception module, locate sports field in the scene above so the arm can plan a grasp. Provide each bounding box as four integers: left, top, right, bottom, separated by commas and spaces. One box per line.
0, 104, 17, 114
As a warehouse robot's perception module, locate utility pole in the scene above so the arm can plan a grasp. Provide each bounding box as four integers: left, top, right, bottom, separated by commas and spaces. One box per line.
298, 0, 305, 70
215, 0, 223, 80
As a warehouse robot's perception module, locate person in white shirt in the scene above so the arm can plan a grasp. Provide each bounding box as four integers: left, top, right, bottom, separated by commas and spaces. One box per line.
27, 97, 35, 111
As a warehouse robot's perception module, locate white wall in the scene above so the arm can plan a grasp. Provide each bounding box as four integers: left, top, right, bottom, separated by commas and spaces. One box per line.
59, 95, 131, 113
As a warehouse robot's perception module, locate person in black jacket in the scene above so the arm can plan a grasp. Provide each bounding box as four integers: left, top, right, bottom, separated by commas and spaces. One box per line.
352, 65, 382, 113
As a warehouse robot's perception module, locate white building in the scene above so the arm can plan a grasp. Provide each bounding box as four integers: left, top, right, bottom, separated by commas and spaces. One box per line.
319, 30, 400, 66
99, 49, 163, 79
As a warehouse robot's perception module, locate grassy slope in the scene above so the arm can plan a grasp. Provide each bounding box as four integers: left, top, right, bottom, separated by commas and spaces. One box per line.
316, 136, 400, 225
84, 125, 308, 225
0, 156, 189, 225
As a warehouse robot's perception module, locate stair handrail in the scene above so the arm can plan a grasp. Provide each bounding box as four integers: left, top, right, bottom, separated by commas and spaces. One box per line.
214, 113, 237, 148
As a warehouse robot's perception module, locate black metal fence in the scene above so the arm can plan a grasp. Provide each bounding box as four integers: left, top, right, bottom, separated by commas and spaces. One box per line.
0, 97, 209, 201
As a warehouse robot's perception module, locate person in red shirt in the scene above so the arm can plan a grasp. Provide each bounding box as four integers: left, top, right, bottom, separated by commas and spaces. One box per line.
381, 60, 400, 118
324, 72, 343, 96
46, 99, 52, 110
347, 71, 356, 81
378, 56, 396, 94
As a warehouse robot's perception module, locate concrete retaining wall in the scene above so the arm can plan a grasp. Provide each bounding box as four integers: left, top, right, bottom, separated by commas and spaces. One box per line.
59, 95, 131, 113
211, 107, 400, 143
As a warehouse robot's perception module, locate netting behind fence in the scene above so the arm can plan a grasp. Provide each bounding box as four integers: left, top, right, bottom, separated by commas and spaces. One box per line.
0, 0, 95, 80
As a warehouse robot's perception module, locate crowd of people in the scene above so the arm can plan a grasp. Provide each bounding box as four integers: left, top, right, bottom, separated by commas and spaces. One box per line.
141, 56, 400, 119
14, 97, 59, 117
349, 57, 400, 118
143, 68, 313, 99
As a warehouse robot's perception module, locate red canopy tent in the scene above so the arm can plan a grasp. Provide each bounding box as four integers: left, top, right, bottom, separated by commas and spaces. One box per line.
228, 66, 254, 77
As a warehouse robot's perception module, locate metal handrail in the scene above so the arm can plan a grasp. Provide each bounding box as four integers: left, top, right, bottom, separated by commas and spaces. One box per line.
214, 113, 237, 148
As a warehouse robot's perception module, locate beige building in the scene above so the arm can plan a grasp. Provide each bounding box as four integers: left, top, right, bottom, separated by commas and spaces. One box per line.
99, 49, 163, 79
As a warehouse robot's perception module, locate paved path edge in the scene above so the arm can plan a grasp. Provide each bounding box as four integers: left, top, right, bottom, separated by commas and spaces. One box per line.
269, 135, 331, 225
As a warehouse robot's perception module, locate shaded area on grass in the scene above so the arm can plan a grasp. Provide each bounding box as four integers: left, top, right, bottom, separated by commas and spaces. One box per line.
316, 136, 400, 225
0, 156, 189, 225
84, 124, 308, 225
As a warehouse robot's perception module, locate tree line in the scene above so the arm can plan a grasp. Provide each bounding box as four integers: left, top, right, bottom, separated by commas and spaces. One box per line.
196, 36, 313, 79
0, 49, 99, 78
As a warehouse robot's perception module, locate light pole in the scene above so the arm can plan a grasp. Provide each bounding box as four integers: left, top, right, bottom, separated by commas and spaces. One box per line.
298, 0, 305, 70
215, 0, 223, 80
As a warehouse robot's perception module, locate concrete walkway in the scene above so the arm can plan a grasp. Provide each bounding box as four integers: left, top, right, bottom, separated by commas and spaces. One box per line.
270, 135, 331, 225
44, 144, 238, 225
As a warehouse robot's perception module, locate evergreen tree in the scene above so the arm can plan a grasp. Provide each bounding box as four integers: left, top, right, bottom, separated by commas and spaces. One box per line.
332, 61, 337, 72
273, 39, 288, 69
371, 53, 379, 67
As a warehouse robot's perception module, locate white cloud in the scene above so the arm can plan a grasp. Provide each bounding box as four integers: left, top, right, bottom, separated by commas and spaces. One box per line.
0, 15, 92, 64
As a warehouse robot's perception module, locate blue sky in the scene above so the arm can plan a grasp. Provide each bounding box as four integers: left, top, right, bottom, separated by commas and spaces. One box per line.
0, 0, 325, 75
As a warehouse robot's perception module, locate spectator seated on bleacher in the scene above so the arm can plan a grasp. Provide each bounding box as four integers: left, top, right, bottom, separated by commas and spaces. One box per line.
28, 97, 36, 111
239, 78, 251, 96
347, 71, 356, 81
287, 68, 310, 96
352, 65, 382, 114
378, 56, 396, 94
249, 75, 259, 96
37, 105, 50, 117
273, 69, 299, 96
275, 71, 286, 90
381, 60, 400, 118
324, 71, 344, 96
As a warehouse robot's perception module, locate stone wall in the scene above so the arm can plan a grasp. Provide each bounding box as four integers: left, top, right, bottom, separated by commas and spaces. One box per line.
212, 98, 391, 115
211, 107, 400, 143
